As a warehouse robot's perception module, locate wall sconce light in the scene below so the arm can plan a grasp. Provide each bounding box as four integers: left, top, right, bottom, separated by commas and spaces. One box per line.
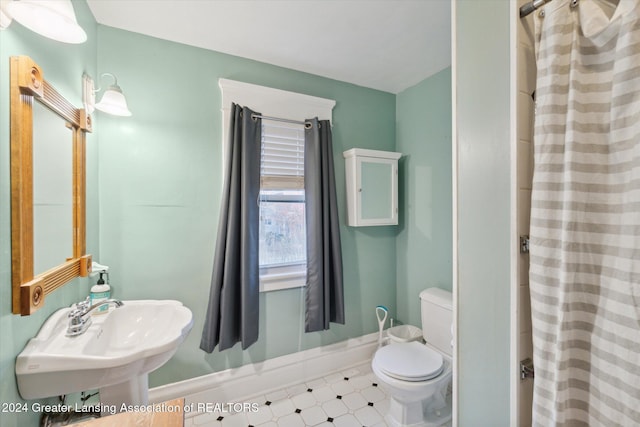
83, 73, 132, 117
0, 0, 87, 44
0, 1, 11, 29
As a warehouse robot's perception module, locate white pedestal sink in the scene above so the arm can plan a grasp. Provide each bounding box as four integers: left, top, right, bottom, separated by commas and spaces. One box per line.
16, 300, 193, 411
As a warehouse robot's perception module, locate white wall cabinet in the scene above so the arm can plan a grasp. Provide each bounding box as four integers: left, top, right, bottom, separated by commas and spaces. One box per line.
343, 148, 402, 226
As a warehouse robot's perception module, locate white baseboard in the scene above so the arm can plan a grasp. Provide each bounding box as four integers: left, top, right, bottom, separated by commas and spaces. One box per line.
149, 332, 378, 416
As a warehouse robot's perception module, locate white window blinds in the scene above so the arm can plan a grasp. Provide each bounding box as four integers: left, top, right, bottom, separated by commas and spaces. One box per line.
260, 121, 305, 190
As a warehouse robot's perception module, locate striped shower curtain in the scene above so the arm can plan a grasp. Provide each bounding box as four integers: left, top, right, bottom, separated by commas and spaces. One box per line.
529, 1, 640, 426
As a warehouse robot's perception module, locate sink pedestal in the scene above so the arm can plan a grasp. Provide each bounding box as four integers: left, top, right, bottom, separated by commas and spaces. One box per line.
100, 374, 149, 414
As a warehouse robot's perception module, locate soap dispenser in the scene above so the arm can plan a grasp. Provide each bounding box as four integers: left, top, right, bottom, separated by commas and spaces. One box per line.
90, 271, 111, 314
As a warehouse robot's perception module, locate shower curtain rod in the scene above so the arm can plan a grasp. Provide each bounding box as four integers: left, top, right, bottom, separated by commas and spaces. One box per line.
520, 0, 553, 17
251, 113, 311, 127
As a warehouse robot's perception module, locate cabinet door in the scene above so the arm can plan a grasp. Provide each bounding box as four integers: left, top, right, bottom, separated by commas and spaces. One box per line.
357, 156, 398, 225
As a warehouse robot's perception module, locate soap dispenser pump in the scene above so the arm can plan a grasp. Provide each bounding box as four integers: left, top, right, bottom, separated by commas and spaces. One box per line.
90, 271, 111, 314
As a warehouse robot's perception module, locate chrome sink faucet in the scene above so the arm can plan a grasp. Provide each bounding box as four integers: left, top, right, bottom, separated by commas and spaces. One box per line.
66, 297, 124, 336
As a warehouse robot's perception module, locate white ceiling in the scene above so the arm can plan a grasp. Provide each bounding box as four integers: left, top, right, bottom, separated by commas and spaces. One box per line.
86, 0, 451, 94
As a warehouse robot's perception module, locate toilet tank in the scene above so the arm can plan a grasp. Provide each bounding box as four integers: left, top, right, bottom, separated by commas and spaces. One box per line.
420, 288, 453, 356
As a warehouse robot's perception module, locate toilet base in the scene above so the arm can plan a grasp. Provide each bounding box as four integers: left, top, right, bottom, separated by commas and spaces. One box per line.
384, 385, 452, 427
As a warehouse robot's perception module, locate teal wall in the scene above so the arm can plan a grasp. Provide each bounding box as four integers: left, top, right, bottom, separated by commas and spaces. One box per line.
95, 26, 398, 387
0, 2, 99, 426
395, 68, 452, 328
456, 1, 511, 425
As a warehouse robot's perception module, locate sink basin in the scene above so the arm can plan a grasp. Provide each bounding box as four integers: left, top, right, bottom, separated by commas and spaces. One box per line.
16, 300, 193, 407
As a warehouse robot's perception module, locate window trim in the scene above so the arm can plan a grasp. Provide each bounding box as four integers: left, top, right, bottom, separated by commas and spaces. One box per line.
219, 79, 335, 292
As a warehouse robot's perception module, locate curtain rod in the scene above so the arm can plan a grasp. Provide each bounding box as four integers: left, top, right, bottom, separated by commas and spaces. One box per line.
520, 0, 553, 17
251, 113, 311, 127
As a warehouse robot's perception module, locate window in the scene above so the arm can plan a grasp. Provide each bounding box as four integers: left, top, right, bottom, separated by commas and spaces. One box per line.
259, 122, 306, 291
218, 78, 335, 292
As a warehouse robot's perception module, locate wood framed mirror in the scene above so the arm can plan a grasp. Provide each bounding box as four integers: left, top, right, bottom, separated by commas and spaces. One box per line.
10, 56, 92, 315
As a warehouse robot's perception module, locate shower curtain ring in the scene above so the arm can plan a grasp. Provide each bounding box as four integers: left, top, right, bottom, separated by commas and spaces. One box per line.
570, 0, 579, 8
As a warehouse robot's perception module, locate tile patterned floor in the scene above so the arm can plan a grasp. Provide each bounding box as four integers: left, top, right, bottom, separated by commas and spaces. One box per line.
186, 362, 391, 427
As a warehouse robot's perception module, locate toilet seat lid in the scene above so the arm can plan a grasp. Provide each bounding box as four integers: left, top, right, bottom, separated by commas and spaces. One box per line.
374, 341, 443, 382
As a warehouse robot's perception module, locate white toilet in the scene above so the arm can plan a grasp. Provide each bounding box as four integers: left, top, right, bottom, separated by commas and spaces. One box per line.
372, 288, 453, 427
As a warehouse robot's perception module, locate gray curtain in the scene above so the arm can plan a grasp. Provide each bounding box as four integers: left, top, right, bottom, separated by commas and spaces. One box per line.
304, 118, 344, 332
200, 104, 261, 352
